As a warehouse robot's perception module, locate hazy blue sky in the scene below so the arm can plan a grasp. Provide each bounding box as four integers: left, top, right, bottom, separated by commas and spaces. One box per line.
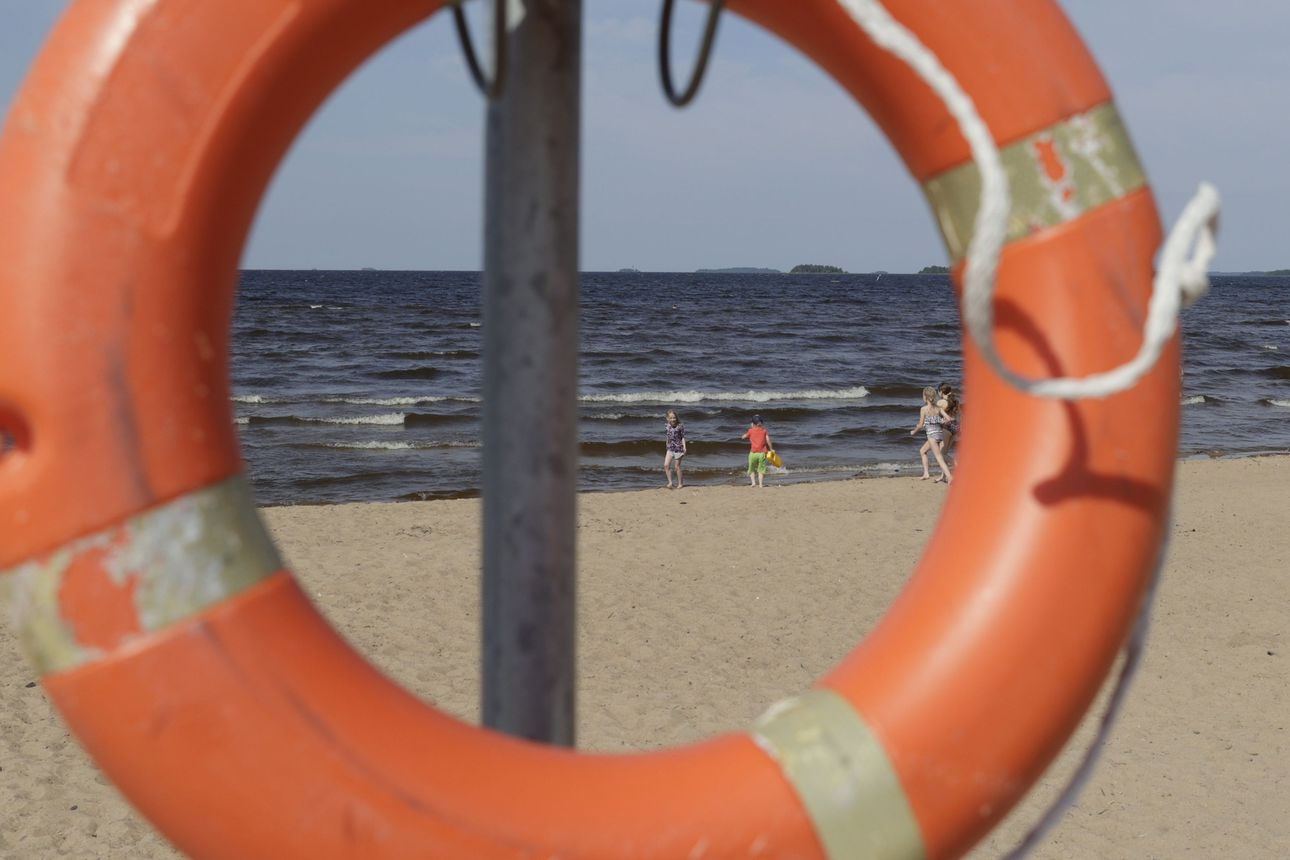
2, 1, 1285, 272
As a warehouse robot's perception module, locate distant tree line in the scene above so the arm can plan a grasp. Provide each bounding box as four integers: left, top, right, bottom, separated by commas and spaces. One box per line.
790, 264, 845, 274
919, 265, 950, 274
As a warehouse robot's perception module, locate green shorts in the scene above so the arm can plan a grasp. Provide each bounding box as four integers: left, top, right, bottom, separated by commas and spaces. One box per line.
748, 452, 767, 474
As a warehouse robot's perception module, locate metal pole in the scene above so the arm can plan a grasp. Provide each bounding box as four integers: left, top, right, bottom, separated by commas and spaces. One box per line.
480, 0, 580, 745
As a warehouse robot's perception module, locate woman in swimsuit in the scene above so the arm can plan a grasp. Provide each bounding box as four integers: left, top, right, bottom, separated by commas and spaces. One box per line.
911, 386, 953, 483
937, 382, 961, 462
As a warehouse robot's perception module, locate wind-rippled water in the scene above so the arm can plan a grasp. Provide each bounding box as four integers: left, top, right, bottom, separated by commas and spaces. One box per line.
232, 271, 1290, 505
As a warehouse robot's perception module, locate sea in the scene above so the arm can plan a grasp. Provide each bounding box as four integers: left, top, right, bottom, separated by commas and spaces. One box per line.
232, 271, 1290, 506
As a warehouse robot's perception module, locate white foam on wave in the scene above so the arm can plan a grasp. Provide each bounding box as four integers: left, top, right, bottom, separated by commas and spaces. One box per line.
579, 386, 869, 404
322, 440, 481, 450
235, 394, 480, 407
324, 440, 416, 450
1181, 395, 1207, 406
309, 413, 406, 426
1268, 399, 1290, 409
1263, 344, 1279, 351
322, 395, 456, 406
233, 416, 250, 424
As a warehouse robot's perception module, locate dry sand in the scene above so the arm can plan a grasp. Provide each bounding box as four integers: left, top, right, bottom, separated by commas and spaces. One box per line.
2, 457, 1286, 858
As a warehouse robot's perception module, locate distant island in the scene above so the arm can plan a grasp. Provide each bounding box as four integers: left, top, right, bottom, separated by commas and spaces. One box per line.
696, 267, 781, 274
790, 264, 845, 274
1244, 269, 1290, 277
919, 265, 950, 274
618, 267, 641, 273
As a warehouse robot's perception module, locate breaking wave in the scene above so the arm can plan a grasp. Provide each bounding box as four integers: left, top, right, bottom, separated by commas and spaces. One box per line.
578, 386, 869, 404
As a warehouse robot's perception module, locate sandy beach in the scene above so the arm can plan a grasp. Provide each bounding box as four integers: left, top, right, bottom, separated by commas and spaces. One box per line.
1, 456, 1285, 858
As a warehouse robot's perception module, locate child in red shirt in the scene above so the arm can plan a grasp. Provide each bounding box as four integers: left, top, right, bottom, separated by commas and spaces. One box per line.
741, 414, 774, 488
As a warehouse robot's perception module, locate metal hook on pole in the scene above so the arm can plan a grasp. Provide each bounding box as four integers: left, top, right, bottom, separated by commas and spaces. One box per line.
452, 0, 508, 101
658, 0, 726, 107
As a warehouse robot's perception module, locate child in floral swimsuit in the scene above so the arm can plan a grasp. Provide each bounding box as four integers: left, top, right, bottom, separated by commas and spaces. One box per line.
911, 386, 953, 483
664, 410, 687, 489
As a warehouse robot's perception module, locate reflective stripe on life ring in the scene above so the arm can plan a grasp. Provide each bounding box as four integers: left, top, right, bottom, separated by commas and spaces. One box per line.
1, 477, 278, 675
753, 690, 925, 858
0, 1, 1175, 858
923, 101, 1147, 262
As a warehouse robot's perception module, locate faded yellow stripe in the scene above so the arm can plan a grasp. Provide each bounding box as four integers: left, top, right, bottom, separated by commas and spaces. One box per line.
0, 476, 280, 674
752, 689, 926, 860
923, 102, 1146, 262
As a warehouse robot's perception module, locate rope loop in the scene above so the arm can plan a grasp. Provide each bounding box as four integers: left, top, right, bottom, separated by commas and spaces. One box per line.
970, 182, 1220, 401
658, 0, 727, 108
836, 0, 1221, 402
452, 0, 508, 101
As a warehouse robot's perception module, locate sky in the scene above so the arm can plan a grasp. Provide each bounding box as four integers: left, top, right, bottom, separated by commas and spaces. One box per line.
2, 1, 1286, 273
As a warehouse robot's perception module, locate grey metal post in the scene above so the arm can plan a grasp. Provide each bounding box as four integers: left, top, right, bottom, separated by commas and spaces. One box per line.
480, 0, 580, 745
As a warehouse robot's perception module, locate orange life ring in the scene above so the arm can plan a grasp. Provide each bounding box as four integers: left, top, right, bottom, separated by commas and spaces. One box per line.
0, 1, 1176, 857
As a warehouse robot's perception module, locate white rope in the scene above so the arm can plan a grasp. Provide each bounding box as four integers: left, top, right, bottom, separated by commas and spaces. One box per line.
835, 0, 1221, 400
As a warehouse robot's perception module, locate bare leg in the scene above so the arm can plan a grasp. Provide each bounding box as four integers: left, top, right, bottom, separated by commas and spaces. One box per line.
929, 438, 953, 483
919, 441, 931, 479
676, 457, 684, 488
664, 453, 674, 488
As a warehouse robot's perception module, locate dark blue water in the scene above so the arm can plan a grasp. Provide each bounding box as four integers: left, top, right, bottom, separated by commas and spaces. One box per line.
231, 272, 1290, 505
